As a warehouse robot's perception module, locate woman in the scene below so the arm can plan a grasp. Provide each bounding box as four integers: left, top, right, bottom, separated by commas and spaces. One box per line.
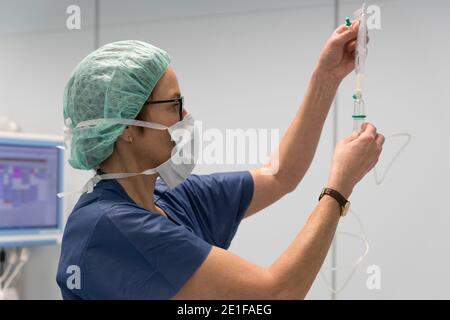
57, 21, 384, 299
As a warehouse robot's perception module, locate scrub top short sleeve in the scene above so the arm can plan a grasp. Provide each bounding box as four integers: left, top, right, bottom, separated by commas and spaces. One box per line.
164, 171, 254, 248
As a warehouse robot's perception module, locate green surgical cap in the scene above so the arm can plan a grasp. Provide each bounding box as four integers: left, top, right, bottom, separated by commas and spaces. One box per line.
63, 40, 171, 170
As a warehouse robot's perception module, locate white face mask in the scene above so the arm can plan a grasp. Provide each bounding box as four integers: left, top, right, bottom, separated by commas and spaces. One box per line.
57, 114, 197, 198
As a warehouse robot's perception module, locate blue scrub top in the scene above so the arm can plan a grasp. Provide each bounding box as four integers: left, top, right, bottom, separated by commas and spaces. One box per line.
56, 170, 254, 300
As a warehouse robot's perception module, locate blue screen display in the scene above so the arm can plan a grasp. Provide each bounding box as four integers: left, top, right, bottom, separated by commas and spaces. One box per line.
0, 144, 60, 229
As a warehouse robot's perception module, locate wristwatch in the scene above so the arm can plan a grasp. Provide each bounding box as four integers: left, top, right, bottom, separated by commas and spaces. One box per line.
318, 187, 350, 217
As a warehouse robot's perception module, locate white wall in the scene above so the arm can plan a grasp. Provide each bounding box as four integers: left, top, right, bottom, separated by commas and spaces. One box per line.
335, 0, 450, 299
0, 0, 448, 299
98, 0, 336, 300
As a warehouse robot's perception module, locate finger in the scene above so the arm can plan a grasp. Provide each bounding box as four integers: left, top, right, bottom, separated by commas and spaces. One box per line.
332, 20, 359, 45
335, 19, 360, 34
375, 133, 385, 147
360, 122, 377, 138
362, 122, 377, 132
347, 130, 361, 141
335, 24, 351, 35
347, 40, 357, 52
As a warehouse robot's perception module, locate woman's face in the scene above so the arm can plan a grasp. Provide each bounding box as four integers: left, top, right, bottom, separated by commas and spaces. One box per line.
124, 65, 187, 169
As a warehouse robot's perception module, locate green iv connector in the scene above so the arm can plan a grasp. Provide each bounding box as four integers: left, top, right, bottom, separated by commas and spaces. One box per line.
353, 93, 363, 101
345, 17, 352, 27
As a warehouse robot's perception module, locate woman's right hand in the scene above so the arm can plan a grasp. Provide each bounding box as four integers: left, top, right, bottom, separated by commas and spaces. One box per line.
327, 123, 385, 198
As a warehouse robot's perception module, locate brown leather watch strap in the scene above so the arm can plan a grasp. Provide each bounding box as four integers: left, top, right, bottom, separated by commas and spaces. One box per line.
318, 187, 350, 216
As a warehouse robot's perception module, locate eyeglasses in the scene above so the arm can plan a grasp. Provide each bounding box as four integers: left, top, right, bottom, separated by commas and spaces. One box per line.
146, 96, 184, 121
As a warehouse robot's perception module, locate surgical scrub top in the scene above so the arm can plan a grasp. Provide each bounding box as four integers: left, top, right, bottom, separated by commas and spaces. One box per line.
56, 170, 254, 300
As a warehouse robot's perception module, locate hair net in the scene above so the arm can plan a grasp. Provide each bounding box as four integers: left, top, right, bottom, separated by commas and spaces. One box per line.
63, 40, 171, 170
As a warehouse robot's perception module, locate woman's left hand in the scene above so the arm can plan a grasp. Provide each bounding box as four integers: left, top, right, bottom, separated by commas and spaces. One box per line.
316, 20, 365, 83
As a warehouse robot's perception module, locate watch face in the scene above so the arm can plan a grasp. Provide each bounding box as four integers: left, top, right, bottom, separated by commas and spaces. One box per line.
342, 202, 351, 216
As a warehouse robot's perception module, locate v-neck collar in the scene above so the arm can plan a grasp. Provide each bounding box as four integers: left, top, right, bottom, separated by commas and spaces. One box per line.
95, 169, 181, 226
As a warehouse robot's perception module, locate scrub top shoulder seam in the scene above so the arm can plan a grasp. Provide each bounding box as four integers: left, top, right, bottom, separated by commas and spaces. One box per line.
99, 211, 162, 270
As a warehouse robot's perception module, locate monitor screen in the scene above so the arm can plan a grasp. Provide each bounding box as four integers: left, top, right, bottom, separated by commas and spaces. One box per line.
0, 144, 60, 230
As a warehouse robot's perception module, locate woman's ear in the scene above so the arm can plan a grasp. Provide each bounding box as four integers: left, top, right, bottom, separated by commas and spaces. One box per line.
117, 125, 134, 144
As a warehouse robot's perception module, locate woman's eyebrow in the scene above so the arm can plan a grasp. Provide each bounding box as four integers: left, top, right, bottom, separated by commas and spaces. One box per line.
156, 92, 181, 100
